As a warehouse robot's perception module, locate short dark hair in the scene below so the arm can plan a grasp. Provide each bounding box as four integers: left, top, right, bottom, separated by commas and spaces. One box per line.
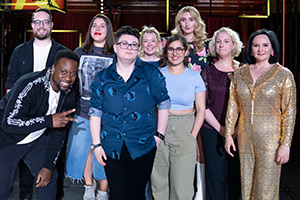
54, 49, 79, 66
115, 25, 140, 43
82, 14, 114, 55
161, 34, 189, 67
32, 7, 53, 22
245, 29, 280, 64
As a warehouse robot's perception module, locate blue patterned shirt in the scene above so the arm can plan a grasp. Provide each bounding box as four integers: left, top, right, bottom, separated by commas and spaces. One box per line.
89, 57, 170, 160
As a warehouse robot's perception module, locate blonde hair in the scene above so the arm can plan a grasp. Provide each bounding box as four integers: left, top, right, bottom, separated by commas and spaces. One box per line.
138, 26, 162, 58
171, 6, 207, 54
209, 27, 243, 58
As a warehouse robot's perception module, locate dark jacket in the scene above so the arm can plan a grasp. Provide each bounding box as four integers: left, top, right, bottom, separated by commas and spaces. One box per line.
0, 68, 76, 171
6, 38, 67, 89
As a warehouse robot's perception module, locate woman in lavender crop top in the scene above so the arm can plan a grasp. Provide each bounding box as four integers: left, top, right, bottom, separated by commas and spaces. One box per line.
151, 34, 206, 200
201, 27, 243, 200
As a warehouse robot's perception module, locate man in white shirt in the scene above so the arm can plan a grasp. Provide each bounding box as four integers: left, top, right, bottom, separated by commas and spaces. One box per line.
5, 8, 67, 200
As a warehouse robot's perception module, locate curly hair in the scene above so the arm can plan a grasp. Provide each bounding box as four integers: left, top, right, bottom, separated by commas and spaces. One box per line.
209, 27, 243, 58
81, 14, 114, 55
138, 26, 163, 58
171, 6, 207, 54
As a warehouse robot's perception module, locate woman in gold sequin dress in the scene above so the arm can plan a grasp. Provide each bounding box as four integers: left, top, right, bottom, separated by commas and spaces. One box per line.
224, 29, 296, 200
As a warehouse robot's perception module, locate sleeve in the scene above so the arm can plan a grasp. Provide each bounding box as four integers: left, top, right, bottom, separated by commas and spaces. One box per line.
43, 127, 67, 171
44, 91, 77, 171
6, 47, 20, 89
150, 68, 170, 106
224, 71, 240, 137
1, 80, 53, 135
89, 72, 104, 117
195, 72, 206, 93
201, 67, 210, 109
280, 71, 297, 147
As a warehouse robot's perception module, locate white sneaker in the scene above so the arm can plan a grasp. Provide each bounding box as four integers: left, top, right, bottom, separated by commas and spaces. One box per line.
83, 180, 96, 200
96, 190, 109, 200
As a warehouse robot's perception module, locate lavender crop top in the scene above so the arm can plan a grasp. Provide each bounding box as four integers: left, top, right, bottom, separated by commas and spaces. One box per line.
159, 66, 206, 110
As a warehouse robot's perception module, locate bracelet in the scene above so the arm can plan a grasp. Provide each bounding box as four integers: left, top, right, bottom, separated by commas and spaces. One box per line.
155, 131, 165, 140
90, 143, 102, 150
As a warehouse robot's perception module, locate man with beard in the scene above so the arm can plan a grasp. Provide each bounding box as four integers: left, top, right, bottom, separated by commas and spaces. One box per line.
6, 8, 67, 200
6, 7, 67, 92
0, 49, 79, 200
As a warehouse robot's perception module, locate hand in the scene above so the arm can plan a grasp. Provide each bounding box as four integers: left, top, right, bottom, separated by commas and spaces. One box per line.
36, 168, 52, 188
94, 146, 107, 166
154, 136, 162, 147
52, 109, 77, 128
275, 144, 290, 165
224, 136, 236, 157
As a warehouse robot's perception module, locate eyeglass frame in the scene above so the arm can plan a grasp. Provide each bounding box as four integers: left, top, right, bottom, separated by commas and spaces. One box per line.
32, 20, 51, 26
167, 47, 186, 54
117, 41, 140, 51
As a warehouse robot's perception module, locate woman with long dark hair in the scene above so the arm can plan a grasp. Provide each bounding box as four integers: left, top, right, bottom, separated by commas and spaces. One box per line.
65, 14, 115, 200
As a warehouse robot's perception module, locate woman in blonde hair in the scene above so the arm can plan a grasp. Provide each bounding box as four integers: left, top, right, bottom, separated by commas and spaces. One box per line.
201, 27, 242, 200
139, 26, 162, 68
171, 6, 209, 72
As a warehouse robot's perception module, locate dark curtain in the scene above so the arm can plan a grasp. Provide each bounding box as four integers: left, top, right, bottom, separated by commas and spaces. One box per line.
52, 12, 96, 50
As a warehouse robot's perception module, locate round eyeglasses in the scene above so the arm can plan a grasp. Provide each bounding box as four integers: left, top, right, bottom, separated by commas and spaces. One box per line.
167, 47, 185, 54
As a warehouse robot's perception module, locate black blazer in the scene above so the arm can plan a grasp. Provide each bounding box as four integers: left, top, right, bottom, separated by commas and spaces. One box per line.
6, 38, 67, 89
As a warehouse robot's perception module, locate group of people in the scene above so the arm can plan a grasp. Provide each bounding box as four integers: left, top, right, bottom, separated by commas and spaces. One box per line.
0, 4, 296, 200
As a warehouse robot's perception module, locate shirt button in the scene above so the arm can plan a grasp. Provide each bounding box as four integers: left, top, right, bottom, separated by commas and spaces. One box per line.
123, 133, 125, 136
125, 83, 127, 86
124, 107, 127, 110
118, 76, 122, 80
124, 121, 126, 123
124, 95, 126, 98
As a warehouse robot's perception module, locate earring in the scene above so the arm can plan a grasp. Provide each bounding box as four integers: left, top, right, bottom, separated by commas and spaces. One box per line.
271, 52, 274, 56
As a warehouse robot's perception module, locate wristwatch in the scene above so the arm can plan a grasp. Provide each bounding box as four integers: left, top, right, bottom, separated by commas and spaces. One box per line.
155, 131, 165, 140
90, 143, 102, 150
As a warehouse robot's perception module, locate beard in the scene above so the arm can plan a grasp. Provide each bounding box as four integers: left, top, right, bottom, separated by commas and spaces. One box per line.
33, 27, 52, 40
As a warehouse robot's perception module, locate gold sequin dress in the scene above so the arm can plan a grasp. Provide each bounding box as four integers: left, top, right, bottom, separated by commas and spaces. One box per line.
225, 63, 296, 200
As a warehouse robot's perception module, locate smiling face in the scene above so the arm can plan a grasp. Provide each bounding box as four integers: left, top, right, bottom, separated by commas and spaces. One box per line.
215, 32, 236, 58
251, 34, 274, 63
51, 58, 78, 92
179, 11, 196, 35
141, 33, 160, 57
31, 11, 53, 40
91, 17, 107, 47
114, 34, 139, 62
167, 40, 187, 67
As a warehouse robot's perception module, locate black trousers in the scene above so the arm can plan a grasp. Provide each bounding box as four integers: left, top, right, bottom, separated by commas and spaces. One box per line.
18, 138, 67, 199
201, 126, 241, 200
0, 135, 58, 200
19, 160, 34, 200
104, 144, 156, 200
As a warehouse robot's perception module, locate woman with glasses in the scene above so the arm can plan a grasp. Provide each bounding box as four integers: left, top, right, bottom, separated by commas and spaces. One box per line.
172, 6, 209, 199
89, 25, 170, 200
138, 26, 163, 68
151, 34, 206, 200
65, 14, 115, 200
